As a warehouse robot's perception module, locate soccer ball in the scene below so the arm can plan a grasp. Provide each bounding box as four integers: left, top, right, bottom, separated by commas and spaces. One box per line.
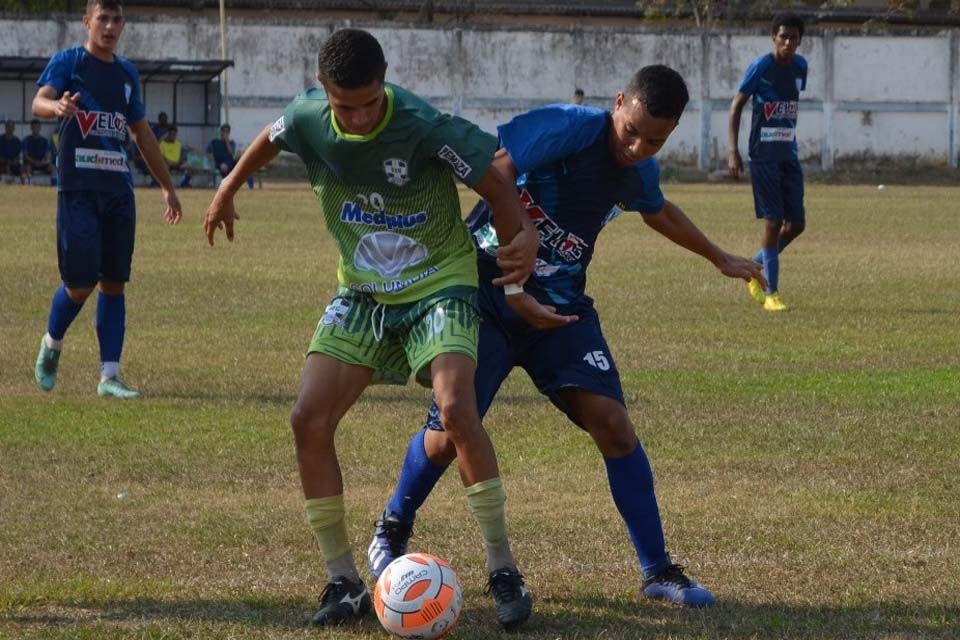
373, 553, 463, 639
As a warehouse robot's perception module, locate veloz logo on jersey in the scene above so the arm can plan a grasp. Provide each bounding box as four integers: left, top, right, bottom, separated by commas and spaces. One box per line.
437, 145, 471, 179
763, 101, 798, 121
75, 110, 127, 140
383, 158, 410, 186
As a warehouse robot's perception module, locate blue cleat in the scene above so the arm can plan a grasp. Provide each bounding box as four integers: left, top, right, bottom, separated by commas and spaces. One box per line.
367, 511, 414, 579
642, 564, 716, 608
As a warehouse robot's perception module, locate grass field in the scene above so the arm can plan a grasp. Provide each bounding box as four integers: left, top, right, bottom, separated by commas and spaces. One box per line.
1, 183, 958, 640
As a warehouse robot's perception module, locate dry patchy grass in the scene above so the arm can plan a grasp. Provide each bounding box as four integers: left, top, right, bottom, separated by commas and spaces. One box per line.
1, 183, 958, 639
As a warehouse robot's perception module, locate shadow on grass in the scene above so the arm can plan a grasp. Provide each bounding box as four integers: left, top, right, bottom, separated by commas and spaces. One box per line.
6, 596, 958, 639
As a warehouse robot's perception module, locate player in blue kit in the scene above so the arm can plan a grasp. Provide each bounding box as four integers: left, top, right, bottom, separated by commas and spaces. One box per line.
367, 65, 765, 608
32, 0, 183, 398
728, 12, 807, 312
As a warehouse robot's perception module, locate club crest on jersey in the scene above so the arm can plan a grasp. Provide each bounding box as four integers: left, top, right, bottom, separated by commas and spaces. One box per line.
383, 158, 409, 186
763, 101, 798, 121
75, 110, 127, 140
319, 298, 351, 328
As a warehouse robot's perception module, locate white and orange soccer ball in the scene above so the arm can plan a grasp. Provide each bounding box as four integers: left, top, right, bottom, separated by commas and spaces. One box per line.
373, 553, 463, 639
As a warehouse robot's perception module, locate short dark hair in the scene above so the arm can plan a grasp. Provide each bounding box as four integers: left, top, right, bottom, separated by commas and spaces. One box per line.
317, 28, 387, 89
772, 12, 805, 38
574, 88, 584, 97
87, 0, 124, 13
31, 118, 41, 126
625, 65, 689, 120
220, 124, 231, 132
158, 112, 168, 120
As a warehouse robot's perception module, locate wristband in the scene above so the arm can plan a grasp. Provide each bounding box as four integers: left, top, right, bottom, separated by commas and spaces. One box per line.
504, 283, 524, 296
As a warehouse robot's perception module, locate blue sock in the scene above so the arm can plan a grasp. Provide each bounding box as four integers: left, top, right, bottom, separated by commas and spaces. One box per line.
47, 284, 84, 341
96, 292, 126, 365
761, 247, 779, 294
752, 248, 764, 264
604, 441, 671, 579
387, 429, 449, 522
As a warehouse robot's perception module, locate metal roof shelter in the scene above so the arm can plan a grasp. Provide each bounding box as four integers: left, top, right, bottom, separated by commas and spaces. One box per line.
0, 56, 232, 131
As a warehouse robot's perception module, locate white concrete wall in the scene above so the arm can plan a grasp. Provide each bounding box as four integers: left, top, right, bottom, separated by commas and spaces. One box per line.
1, 16, 957, 168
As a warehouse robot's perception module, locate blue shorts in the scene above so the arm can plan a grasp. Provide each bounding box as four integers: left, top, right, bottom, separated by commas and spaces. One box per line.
426, 261, 624, 431
750, 159, 805, 223
57, 189, 137, 288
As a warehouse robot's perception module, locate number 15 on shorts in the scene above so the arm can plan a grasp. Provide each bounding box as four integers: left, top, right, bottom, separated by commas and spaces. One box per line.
583, 350, 610, 371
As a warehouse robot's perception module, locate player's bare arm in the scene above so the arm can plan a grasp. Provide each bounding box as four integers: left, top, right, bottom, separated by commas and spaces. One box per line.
204, 125, 280, 245
474, 148, 578, 329
727, 92, 749, 179
129, 118, 182, 225
642, 199, 766, 287
32, 85, 80, 120
469, 157, 537, 286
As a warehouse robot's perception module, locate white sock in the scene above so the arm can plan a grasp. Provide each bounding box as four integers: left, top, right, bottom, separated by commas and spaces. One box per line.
101, 361, 119, 381
44, 333, 63, 350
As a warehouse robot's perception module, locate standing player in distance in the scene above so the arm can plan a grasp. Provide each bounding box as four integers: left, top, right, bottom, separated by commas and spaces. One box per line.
728, 12, 807, 312
367, 65, 765, 608
32, 0, 183, 398
203, 28, 544, 630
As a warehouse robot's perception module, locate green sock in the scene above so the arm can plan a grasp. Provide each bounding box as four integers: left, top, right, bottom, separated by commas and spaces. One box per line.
304, 495, 359, 581
465, 477, 516, 572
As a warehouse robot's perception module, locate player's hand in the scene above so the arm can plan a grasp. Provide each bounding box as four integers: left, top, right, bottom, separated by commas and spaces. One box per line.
493, 225, 539, 286
56, 91, 81, 119
162, 188, 182, 225
717, 252, 766, 289
504, 291, 578, 330
203, 194, 240, 245
728, 150, 744, 180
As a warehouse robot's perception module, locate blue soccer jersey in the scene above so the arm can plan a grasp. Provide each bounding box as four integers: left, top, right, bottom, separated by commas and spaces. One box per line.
468, 104, 664, 308
738, 53, 807, 162
37, 47, 145, 192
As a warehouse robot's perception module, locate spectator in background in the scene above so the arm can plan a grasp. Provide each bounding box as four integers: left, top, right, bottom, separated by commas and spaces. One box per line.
158, 125, 191, 187
1, 120, 24, 183
50, 129, 59, 165
23, 119, 56, 185
573, 87, 585, 105
206, 124, 254, 189
151, 111, 170, 140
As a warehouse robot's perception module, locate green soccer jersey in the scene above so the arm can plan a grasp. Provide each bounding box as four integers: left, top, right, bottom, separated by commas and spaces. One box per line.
269, 83, 496, 304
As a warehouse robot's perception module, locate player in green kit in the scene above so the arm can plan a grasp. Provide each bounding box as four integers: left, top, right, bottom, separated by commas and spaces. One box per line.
203, 29, 545, 629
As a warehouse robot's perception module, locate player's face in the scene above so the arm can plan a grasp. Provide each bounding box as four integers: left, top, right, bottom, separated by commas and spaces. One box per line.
773, 26, 801, 63
83, 5, 125, 55
609, 93, 678, 168
31, 123, 41, 135
321, 78, 388, 136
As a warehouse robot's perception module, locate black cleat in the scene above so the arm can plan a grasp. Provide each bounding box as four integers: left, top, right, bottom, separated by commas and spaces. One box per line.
367, 510, 414, 579
311, 576, 371, 626
486, 567, 533, 630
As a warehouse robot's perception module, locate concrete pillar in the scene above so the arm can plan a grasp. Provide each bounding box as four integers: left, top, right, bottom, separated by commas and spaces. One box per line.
949, 29, 958, 168
699, 32, 711, 171
821, 30, 835, 172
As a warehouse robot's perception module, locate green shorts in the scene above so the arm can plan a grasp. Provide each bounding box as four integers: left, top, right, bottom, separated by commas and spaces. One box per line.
308, 285, 480, 387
